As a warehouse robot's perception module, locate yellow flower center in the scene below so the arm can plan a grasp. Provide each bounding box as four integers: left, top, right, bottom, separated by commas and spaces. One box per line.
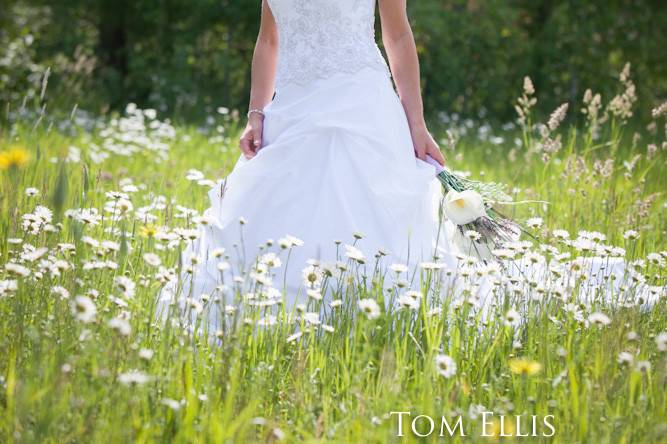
453, 198, 466, 208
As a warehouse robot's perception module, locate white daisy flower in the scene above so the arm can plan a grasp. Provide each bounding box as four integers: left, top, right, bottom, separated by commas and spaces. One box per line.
118, 370, 151, 386
526, 217, 543, 229
0, 280, 18, 296
504, 308, 521, 328
109, 317, 132, 336
138, 348, 154, 361
623, 230, 639, 240
358, 298, 380, 320
656, 332, 667, 352
434, 354, 457, 378
588, 312, 611, 327
25, 187, 40, 197
302, 265, 322, 289
143, 253, 161, 267
389, 263, 409, 274
617, 352, 634, 365
71, 296, 97, 323
345, 245, 366, 263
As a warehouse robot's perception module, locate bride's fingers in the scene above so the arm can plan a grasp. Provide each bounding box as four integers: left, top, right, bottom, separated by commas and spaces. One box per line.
429, 146, 446, 166
239, 137, 255, 159
414, 146, 426, 161
251, 129, 263, 149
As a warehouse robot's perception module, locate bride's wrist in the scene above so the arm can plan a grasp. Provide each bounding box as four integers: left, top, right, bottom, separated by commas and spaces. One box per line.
247, 108, 265, 119
247, 110, 265, 126
408, 118, 427, 133
404, 111, 426, 129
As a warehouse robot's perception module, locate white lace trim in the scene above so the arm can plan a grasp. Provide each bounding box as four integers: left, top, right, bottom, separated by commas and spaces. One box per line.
268, 0, 390, 88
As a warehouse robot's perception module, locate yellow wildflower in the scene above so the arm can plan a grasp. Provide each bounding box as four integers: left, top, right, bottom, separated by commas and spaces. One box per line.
508, 358, 542, 376
0, 145, 30, 170
140, 224, 158, 238
484, 418, 516, 440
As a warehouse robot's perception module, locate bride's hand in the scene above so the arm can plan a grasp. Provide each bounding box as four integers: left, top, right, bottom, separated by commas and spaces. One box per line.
239, 114, 264, 159
410, 123, 446, 166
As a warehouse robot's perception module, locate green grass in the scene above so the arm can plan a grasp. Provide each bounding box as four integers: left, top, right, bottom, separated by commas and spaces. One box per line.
0, 91, 666, 444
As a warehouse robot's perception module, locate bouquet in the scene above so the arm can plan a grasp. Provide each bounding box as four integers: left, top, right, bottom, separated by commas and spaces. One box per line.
425, 155, 533, 261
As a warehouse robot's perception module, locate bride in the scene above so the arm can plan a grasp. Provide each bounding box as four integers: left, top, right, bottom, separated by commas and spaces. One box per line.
159, 0, 455, 318
158, 0, 659, 329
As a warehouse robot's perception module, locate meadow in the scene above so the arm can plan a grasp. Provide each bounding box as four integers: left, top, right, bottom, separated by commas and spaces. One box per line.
0, 66, 666, 443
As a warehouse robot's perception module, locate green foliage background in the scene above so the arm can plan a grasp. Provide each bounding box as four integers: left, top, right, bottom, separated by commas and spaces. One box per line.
1, 0, 666, 121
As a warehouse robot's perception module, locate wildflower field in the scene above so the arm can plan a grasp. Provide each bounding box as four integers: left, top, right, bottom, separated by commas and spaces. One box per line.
1, 67, 666, 443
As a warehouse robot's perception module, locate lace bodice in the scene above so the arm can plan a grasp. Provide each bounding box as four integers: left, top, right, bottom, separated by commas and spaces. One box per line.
267, 0, 390, 89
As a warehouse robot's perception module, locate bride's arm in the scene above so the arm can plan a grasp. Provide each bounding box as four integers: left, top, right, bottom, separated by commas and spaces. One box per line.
240, 0, 278, 159
378, 0, 445, 165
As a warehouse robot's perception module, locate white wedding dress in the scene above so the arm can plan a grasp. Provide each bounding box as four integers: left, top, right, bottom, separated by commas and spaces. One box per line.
159, 0, 453, 313
158, 0, 661, 330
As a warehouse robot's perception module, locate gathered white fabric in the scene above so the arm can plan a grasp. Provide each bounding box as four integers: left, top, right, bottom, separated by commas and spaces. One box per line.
268, 0, 390, 89
158, 66, 453, 316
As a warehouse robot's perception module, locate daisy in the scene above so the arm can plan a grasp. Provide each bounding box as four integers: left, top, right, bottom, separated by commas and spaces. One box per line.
617, 352, 634, 366
647, 253, 665, 267
186, 298, 204, 314
389, 263, 408, 274
394, 279, 409, 289
492, 248, 515, 260
524, 252, 544, 264
34, 206, 53, 223
552, 229, 570, 240
0, 280, 18, 296
345, 244, 366, 263
306, 289, 322, 301
434, 354, 457, 378
286, 331, 303, 343
25, 187, 40, 197
138, 348, 154, 361
656, 332, 667, 352
504, 308, 521, 328
588, 312, 611, 327
71, 296, 97, 323
397, 294, 419, 310
635, 361, 651, 373
143, 253, 161, 267
302, 265, 322, 288
358, 298, 380, 320
420, 261, 444, 270
261, 252, 282, 268
526, 217, 543, 229
115, 276, 136, 299
286, 235, 304, 247
623, 230, 639, 240
464, 230, 481, 241
302, 312, 320, 325
109, 317, 132, 336
118, 370, 151, 386
52, 286, 70, 300
257, 315, 277, 327
186, 169, 205, 181
5, 263, 30, 277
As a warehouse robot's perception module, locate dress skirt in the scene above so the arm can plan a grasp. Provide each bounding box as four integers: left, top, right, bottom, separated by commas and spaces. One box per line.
157, 67, 455, 324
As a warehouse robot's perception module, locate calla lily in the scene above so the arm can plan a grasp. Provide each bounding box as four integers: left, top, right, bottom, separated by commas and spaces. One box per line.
443, 190, 487, 225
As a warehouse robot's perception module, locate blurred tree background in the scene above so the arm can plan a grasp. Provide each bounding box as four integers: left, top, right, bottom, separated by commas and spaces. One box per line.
1, 0, 665, 122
